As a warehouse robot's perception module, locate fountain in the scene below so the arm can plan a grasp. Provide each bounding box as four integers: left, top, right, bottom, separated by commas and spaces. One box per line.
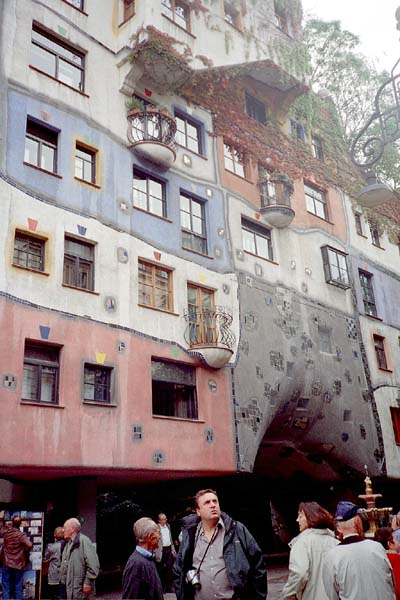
358, 465, 392, 536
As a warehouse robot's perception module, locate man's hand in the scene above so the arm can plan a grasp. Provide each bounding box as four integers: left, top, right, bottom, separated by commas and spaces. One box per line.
83, 583, 92, 597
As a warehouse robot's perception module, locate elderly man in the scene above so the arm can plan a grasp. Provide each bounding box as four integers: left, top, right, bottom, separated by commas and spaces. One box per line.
0, 515, 33, 600
59, 517, 99, 599
122, 517, 164, 600
322, 501, 396, 600
173, 488, 267, 600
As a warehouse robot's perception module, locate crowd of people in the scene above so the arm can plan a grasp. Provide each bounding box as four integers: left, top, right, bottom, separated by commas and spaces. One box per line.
3, 490, 400, 599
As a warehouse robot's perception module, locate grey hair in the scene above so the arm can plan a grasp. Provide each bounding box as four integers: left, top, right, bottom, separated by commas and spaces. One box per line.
133, 517, 158, 542
64, 518, 81, 532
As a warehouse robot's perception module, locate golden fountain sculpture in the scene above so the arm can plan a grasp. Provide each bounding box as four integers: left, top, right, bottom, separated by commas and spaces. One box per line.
358, 465, 392, 536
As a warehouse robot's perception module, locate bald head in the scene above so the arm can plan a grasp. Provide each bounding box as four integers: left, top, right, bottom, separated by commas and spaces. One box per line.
63, 518, 81, 541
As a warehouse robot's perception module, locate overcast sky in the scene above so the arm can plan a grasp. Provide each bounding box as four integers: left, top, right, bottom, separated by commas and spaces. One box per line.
301, 0, 400, 72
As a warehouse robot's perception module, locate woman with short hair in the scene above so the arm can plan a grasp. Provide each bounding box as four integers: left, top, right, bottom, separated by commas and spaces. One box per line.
281, 501, 338, 600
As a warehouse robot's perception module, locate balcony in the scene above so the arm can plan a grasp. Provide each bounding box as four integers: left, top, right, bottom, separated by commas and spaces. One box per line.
127, 107, 177, 169
184, 306, 236, 369
258, 172, 295, 228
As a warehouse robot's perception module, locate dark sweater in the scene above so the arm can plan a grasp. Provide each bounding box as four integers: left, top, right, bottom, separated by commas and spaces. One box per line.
122, 549, 164, 600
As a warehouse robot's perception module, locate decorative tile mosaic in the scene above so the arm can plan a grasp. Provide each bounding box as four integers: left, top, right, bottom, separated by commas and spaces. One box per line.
346, 318, 358, 340
2, 373, 17, 391
205, 427, 215, 444
270, 351, 284, 371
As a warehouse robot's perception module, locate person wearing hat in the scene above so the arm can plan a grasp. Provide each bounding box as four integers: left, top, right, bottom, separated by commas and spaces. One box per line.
322, 501, 396, 599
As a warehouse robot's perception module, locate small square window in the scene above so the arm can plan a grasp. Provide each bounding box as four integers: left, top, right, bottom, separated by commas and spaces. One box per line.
65, 0, 84, 9
373, 334, 388, 370
83, 363, 112, 403
75, 143, 96, 184
138, 260, 173, 312
242, 218, 273, 261
161, 0, 190, 30
311, 136, 324, 161
321, 246, 350, 289
180, 193, 207, 254
22, 341, 60, 404
152, 359, 198, 419
305, 184, 328, 220
13, 232, 45, 272
175, 112, 202, 154
63, 236, 95, 291
133, 168, 166, 217
25, 118, 58, 174
245, 93, 267, 125
224, 143, 246, 178
359, 270, 377, 317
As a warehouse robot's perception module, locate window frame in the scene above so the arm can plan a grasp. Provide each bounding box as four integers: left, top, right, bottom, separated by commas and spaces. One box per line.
22, 341, 60, 405
83, 363, 113, 404
161, 0, 191, 31
64, 0, 85, 10
224, 1, 242, 29
245, 92, 267, 125
187, 284, 216, 346
273, 0, 289, 34
25, 118, 58, 174
390, 407, 400, 445
290, 118, 306, 142
321, 245, 350, 289
63, 235, 95, 292
75, 143, 97, 184
132, 168, 167, 218
373, 334, 388, 370
180, 192, 208, 255
122, 0, 135, 22
369, 222, 382, 248
354, 212, 364, 236
311, 135, 324, 161
13, 231, 46, 273
31, 24, 85, 92
359, 270, 378, 317
304, 183, 328, 220
242, 218, 274, 262
151, 359, 198, 420
174, 111, 203, 155
223, 143, 246, 178
138, 259, 174, 313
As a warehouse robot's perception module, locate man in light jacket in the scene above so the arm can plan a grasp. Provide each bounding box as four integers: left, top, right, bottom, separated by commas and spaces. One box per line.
59, 518, 99, 599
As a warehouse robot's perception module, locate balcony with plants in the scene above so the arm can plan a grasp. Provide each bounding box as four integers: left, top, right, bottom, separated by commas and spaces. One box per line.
258, 169, 295, 228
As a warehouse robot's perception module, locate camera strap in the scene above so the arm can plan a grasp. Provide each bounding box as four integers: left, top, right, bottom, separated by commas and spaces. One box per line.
193, 524, 219, 574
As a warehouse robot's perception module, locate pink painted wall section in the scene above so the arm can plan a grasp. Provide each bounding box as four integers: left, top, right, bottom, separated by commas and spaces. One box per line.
0, 298, 236, 474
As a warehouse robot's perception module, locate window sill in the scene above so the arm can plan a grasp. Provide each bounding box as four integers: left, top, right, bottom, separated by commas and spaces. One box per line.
12, 263, 49, 276
357, 232, 369, 239
23, 162, 62, 179
152, 415, 205, 423
176, 143, 207, 160
306, 211, 334, 225
21, 400, 64, 408
377, 366, 393, 374
74, 177, 101, 189
61, 0, 88, 15
138, 303, 179, 316
119, 15, 136, 27
83, 401, 117, 407
182, 246, 214, 259
326, 280, 350, 290
243, 250, 278, 265
29, 66, 89, 97
372, 243, 385, 250
62, 283, 100, 295
161, 13, 196, 38
133, 206, 172, 222
224, 168, 252, 183
363, 313, 382, 321
223, 18, 244, 34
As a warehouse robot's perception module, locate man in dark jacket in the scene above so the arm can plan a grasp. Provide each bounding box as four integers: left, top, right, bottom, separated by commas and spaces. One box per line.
122, 517, 164, 600
1, 515, 33, 600
173, 488, 267, 600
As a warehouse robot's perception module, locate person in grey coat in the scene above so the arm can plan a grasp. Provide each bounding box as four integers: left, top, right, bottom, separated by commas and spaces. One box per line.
44, 526, 65, 599
59, 518, 100, 599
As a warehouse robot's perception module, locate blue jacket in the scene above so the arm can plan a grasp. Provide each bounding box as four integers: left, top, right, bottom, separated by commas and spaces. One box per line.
173, 512, 267, 600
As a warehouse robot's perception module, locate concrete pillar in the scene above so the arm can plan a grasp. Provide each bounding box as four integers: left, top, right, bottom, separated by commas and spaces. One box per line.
77, 478, 97, 542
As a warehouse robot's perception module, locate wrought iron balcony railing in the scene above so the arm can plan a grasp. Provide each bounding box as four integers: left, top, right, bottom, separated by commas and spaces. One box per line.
127, 107, 177, 169
183, 306, 236, 350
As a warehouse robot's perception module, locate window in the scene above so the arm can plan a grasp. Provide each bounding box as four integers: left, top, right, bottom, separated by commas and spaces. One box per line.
274, 0, 289, 34
373, 335, 388, 370
187, 285, 216, 345
245, 92, 267, 125
13, 232, 45, 272
290, 118, 306, 142
175, 113, 202, 154
133, 168, 166, 217
359, 270, 377, 317
24, 119, 58, 174
370, 223, 382, 247
321, 246, 349, 288
390, 407, 400, 445
260, 179, 278, 207
83, 364, 112, 403
63, 236, 95, 291
152, 359, 198, 419
138, 260, 173, 312
223, 143, 246, 178
318, 326, 332, 353
312, 136, 324, 161
242, 218, 273, 261
22, 342, 59, 404
161, 0, 190, 30
31, 25, 85, 91
75, 143, 96, 184
224, 1, 241, 28
305, 184, 328, 220
180, 193, 207, 254
65, 0, 84, 9
123, 0, 135, 21
354, 213, 363, 236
